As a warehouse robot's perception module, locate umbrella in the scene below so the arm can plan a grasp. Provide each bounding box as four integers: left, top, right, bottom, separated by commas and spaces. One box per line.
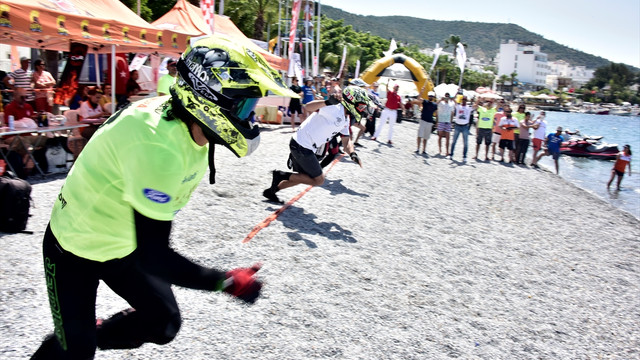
479, 92, 503, 99
433, 83, 460, 98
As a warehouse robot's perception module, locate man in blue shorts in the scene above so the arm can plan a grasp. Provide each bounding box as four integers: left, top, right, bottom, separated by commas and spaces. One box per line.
531, 126, 564, 174
31, 35, 299, 360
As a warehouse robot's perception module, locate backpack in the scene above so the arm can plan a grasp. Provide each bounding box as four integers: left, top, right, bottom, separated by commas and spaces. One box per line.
0, 172, 32, 233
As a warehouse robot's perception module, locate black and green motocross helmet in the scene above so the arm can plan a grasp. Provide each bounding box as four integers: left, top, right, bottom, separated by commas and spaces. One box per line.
341, 85, 374, 123
172, 34, 299, 157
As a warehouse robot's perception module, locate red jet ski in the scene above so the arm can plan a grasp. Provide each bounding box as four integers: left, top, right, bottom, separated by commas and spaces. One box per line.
560, 140, 619, 160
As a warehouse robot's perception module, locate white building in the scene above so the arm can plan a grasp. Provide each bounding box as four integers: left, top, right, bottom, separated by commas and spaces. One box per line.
547, 60, 594, 89
497, 40, 550, 89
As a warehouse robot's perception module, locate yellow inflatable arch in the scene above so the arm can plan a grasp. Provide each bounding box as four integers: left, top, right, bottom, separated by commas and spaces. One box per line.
360, 54, 434, 98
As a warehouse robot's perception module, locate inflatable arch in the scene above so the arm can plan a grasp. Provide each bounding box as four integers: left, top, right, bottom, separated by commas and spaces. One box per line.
360, 54, 434, 98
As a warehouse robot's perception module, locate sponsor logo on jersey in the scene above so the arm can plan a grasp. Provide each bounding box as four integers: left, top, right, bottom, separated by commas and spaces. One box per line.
143, 188, 171, 203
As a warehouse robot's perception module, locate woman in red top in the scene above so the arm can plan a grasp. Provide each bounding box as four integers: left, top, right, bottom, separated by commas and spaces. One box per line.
607, 144, 632, 190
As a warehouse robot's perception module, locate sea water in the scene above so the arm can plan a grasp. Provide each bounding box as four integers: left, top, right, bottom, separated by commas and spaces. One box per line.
526, 111, 640, 219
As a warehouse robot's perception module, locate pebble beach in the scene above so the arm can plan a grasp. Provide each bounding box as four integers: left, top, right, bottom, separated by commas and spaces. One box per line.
1, 119, 638, 359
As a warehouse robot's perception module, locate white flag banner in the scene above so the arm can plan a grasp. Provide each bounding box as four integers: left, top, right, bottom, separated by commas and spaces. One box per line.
430, 43, 442, 73
129, 53, 148, 71
288, 52, 303, 80
354, 59, 360, 79
456, 42, 466, 72
312, 56, 319, 77
337, 45, 347, 78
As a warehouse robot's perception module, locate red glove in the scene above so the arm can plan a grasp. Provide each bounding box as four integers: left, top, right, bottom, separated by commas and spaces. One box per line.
223, 263, 263, 304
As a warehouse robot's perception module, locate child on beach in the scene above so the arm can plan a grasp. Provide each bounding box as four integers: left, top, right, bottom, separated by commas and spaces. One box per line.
607, 144, 632, 190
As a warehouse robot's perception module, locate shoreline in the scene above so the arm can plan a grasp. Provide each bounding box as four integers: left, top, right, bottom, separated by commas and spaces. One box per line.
1, 119, 638, 359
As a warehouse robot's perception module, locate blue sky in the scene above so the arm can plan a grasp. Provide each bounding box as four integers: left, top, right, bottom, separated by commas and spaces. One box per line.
319, 0, 640, 68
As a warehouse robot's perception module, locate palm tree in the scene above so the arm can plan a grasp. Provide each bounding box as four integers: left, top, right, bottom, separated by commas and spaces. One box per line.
509, 71, 518, 99
443, 34, 467, 58
497, 74, 509, 94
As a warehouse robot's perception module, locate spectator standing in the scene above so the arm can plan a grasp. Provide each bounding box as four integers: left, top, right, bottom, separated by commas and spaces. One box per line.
530, 111, 547, 165
436, 93, 454, 155
301, 77, 316, 120
329, 77, 342, 99
449, 96, 472, 161
31, 59, 56, 113
490, 107, 505, 161
288, 77, 303, 130
156, 59, 177, 96
497, 106, 518, 163
512, 104, 526, 161
4, 57, 34, 106
372, 83, 401, 145
416, 91, 437, 155
473, 99, 497, 161
515, 111, 533, 165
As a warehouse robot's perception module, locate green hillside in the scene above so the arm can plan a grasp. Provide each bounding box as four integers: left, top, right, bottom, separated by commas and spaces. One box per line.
322, 5, 612, 69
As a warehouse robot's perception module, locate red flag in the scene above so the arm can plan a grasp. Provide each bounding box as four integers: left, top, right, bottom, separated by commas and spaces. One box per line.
288, 0, 302, 59
107, 53, 130, 96
200, 0, 215, 35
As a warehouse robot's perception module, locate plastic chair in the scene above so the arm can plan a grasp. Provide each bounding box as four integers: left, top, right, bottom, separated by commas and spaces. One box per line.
63, 109, 87, 159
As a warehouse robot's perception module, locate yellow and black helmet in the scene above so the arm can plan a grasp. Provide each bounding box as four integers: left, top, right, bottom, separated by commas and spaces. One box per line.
172, 34, 298, 158
341, 85, 373, 123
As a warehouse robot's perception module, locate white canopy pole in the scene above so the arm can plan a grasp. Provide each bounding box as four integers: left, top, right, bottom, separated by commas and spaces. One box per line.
94, 53, 101, 88
111, 45, 116, 108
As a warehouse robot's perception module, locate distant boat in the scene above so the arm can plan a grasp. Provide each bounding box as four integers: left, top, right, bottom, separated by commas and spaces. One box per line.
610, 107, 632, 116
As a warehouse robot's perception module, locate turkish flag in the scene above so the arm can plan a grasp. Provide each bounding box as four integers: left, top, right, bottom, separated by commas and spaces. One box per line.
107, 53, 130, 96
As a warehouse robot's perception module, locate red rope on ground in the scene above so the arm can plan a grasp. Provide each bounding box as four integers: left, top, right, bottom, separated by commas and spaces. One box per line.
242, 153, 345, 243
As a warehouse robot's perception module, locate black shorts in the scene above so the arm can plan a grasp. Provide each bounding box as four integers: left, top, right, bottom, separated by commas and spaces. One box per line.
476, 128, 492, 145
614, 169, 625, 177
499, 139, 515, 150
289, 100, 303, 115
289, 138, 323, 178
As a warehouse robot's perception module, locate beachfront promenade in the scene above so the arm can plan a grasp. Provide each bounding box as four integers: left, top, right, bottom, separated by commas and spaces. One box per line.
1, 120, 638, 359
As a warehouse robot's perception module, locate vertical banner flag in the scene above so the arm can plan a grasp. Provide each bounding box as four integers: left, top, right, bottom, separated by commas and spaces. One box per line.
129, 53, 148, 71
287, 0, 302, 77
456, 42, 466, 72
455, 42, 467, 88
54, 42, 88, 106
429, 43, 442, 74
10, 45, 20, 71
354, 60, 360, 79
337, 45, 347, 79
200, 0, 215, 34
149, 54, 161, 85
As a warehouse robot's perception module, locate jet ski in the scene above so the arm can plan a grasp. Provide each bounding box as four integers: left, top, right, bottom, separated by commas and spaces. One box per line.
560, 140, 619, 160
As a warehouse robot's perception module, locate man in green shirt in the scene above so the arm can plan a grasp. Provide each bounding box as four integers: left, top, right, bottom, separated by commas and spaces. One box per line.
473, 99, 497, 161
156, 59, 177, 96
31, 35, 298, 360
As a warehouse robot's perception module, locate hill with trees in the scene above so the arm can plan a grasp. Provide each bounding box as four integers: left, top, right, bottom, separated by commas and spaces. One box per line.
321, 5, 613, 69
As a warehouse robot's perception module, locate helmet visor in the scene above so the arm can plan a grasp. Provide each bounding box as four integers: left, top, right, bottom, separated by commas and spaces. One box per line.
233, 97, 259, 121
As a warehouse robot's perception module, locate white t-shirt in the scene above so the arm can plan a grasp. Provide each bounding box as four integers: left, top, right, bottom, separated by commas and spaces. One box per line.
454, 104, 472, 125
437, 101, 454, 123
533, 118, 547, 140
294, 104, 349, 151
79, 101, 103, 119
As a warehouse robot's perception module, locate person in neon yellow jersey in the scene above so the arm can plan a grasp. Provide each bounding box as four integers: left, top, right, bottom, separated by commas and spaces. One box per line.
31, 35, 299, 359
156, 58, 177, 96
473, 98, 498, 161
